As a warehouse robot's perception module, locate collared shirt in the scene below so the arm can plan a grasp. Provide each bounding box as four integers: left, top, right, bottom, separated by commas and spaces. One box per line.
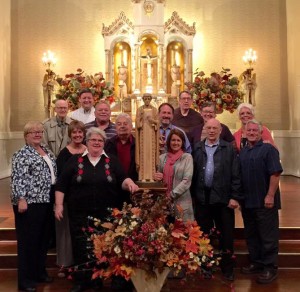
69, 107, 95, 124
159, 123, 191, 153
82, 149, 109, 166
204, 139, 219, 188
116, 135, 133, 174
85, 120, 117, 140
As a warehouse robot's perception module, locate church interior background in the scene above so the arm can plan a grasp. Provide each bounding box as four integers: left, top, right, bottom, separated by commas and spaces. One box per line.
0, 0, 300, 178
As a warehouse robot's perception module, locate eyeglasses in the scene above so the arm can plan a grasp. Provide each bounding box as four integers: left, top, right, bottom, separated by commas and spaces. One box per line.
28, 131, 44, 135
202, 110, 215, 114
55, 107, 68, 110
88, 138, 104, 143
180, 97, 192, 101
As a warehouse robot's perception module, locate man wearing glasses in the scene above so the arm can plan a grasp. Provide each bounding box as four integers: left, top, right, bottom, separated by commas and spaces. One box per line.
43, 99, 72, 157
172, 90, 204, 139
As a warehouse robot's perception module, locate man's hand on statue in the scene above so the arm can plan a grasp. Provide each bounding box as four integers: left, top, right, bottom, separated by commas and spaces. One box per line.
154, 172, 163, 181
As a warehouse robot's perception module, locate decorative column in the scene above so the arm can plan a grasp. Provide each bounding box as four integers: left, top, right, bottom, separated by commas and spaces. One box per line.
187, 49, 193, 82
105, 49, 111, 82
135, 44, 140, 91
158, 43, 164, 92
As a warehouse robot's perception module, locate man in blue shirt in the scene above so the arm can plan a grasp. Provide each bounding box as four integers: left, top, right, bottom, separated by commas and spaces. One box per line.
192, 118, 242, 281
158, 102, 191, 154
240, 119, 282, 284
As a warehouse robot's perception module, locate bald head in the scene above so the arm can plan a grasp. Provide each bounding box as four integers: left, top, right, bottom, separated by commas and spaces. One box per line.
54, 99, 68, 119
204, 118, 222, 144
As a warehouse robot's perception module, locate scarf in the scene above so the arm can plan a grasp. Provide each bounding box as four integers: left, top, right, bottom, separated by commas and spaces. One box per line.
163, 149, 184, 196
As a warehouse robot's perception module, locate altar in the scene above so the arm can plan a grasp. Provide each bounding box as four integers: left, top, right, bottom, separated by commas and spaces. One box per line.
101, 0, 196, 118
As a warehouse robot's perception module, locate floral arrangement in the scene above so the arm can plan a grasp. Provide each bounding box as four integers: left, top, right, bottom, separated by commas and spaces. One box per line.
185, 68, 244, 113
84, 190, 219, 281
55, 68, 115, 111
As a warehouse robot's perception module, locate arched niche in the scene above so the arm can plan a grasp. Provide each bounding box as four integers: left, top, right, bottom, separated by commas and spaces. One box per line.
113, 41, 132, 97
166, 41, 184, 95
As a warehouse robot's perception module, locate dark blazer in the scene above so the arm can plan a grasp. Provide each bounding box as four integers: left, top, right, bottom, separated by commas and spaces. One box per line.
104, 135, 138, 182
191, 139, 242, 205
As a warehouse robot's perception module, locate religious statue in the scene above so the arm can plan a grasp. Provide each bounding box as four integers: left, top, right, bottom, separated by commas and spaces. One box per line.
240, 69, 257, 106
135, 93, 160, 182
42, 69, 59, 118
170, 64, 180, 97
118, 64, 128, 98
141, 48, 157, 85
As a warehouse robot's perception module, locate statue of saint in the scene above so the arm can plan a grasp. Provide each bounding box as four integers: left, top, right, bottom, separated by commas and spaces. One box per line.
171, 65, 180, 97
135, 93, 159, 182
141, 48, 157, 85
42, 69, 59, 117
240, 69, 257, 106
118, 64, 128, 98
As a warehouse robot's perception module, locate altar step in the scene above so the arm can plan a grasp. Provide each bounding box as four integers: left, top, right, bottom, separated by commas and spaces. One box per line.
1, 228, 300, 269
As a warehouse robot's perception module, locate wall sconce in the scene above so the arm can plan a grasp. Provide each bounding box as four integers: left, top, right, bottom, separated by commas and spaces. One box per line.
42, 50, 57, 70
242, 48, 257, 69
241, 48, 257, 105
42, 50, 57, 118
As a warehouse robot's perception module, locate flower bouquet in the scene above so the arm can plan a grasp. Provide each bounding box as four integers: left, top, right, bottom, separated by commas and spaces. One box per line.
84, 189, 219, 287
185, 68, 244, 113
55, 68, 115, 111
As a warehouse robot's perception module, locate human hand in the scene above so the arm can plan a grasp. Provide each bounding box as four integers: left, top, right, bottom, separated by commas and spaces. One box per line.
154, 172, 163, 181
264, 194, 274, 209
228, 199, 239, 209
18, 198, 28, 213
55, 204, 64, 221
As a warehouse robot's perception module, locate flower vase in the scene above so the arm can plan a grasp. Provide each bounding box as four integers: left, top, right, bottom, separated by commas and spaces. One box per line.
131, 268, 169, 292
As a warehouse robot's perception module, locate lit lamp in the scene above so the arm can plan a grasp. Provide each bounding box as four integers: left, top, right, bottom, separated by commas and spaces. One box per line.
42, 50, 57, 118
242, 48, 258, 105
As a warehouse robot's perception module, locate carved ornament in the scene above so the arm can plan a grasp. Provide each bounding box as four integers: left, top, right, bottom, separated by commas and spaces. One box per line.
164, 11, 196, 36
102, 12, 134, 36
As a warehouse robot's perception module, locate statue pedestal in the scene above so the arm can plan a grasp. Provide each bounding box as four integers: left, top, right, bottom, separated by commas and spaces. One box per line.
135, 181, 165, 189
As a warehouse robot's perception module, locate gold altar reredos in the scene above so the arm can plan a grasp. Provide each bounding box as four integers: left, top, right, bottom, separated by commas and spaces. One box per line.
102, 0, 196, 113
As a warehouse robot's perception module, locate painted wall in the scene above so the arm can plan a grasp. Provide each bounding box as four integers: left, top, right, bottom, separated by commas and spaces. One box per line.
9, 0, 288, 130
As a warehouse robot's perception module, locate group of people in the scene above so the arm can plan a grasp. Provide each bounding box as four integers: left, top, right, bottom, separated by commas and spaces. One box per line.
10, 88, 282, 292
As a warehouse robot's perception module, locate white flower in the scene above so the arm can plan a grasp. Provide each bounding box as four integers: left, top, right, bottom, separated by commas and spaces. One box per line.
114, 246, 121, 254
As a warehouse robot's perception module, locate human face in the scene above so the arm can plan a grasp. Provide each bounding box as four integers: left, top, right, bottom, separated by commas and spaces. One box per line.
25, 128, 44, 147
169, 134, 183, 153
239, 107, 254, 125
95, 103, 111, 123
159, 105, 173, 127
201, 106, 216, 123
70, 128, 84, 145
143, 95, 152, 106
204, 118, 221, 144
86, 133, 104, 155
79, 92, 94, 111
246, 122, 262, 146
116, 117, 132, 138
54, 100, 68, 119
179, 92, 193, 111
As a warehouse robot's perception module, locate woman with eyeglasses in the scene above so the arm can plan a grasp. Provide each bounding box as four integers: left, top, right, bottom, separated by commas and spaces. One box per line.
11, 121, 57, 292
55, 127, 139, 292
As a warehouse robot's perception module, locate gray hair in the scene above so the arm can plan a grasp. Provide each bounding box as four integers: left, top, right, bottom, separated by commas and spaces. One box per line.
116, 113, 132, 124
237, 103, 255, 116
86, 127, 107, 142
246, 119, 262, 132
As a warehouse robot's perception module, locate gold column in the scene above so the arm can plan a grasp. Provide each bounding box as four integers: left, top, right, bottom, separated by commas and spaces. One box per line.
135, 44, 140, 90
158, 43, 164, 91
105, 49, 111, 81
187, 49, 193, 82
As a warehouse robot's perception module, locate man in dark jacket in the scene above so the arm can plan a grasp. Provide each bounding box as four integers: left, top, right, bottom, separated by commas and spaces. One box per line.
192, 118, 242, 282
105, 113, 138, 182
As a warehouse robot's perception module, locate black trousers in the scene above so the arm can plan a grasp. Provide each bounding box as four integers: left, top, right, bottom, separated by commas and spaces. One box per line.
13, 203, 52, 289
194, 202, 235, 273
68, 208, 103, 286
242, 207, 279, 268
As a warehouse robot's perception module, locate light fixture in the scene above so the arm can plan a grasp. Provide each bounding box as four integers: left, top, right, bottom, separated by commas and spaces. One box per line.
42, 50, 57, 70
242, 48, 257, 69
